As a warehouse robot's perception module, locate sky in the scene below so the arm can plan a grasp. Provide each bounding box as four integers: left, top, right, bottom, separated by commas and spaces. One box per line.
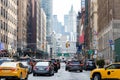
53, 0, 81, 24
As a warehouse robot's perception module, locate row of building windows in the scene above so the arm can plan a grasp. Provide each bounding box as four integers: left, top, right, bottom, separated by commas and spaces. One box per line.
0, 34, 16, 45
0, 19, 17, 36
8, 13, 17, 26
1, 34, 7, 44
8, 1, 17, 15
0, 0, 8, 7
0, 7, 7, 19
0, 20, 7, 31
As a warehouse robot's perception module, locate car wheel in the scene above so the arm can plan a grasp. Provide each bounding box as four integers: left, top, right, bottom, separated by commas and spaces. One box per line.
80, 70, 83, 72
19, 73, 22, 80
33, 73, 37, 76
52, 70, 54, 76
65, 67, 67, 71
25, 74, 28, 80
93, 74, 101, 80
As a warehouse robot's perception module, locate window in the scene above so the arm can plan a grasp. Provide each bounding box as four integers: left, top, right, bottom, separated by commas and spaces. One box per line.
106, 64, 120, 69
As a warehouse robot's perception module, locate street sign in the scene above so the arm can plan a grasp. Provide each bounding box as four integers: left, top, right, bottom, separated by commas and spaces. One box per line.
88, 50, 93, 54
109, 40, 114, 45
93, 54, 97, 59
63, 53, 69, 57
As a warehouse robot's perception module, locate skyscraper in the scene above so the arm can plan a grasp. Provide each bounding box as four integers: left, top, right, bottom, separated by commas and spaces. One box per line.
0, 0, 17, 51
41, 0, 53, 36
64, 5, 77, 42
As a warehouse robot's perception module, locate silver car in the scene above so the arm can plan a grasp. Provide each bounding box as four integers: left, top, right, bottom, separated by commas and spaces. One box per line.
33, 61, 54, 76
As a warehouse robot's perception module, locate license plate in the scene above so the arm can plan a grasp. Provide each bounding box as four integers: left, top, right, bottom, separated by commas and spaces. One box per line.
38, 68, 44, 70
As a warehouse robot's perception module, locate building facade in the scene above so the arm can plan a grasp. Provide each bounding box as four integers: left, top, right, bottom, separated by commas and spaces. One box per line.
41, 8, 46, 51
0, 0, 17, 54
97, 0, 120, 63
41, 0, 53, 36
17, 0, 28, 51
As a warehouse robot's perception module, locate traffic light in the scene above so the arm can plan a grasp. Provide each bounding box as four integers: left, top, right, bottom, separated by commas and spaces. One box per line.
66, 41, 70, 48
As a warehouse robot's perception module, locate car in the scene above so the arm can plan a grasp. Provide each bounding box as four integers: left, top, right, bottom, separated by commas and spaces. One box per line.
18, 57, 36, 68
33, 61, 54, 76
0, 62, 28, 80
0, 58, 14, 65
21, 61, 32, 74
90, 63, 120, 80
51, 59, 58, 72
56, 59, 61, 69
65, 60, 71, 71
84, 59, 96, 70
66, 60, 83, 72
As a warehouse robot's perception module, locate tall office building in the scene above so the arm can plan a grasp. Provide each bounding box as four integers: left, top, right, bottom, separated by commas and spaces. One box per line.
64, 5, 77, 42
41, 0, 53, 36
41, 8, 46, 51
0, 0, 17, 52
97, 0, 120, 62
53, 15, 65, 34
17, 0, 28, 50
27, 0, 41, 52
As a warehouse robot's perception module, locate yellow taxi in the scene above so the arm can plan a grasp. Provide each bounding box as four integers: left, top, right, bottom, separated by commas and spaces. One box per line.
0, 62, 28, 80
90, 63, 120, 80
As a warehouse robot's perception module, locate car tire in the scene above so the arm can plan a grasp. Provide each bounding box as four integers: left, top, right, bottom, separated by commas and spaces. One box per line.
25, 74, 28, 80
33, 73, 37, 76
80, 70, 83, 72
65, 67, 67, 71
93, 74, 101, 80
52, 70, 54, 76
19, 73, 22, 80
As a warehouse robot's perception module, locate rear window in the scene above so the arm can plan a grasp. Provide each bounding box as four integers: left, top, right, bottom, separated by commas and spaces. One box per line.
18, 58, 31, 62
51, 59, 56, 63
70, 61, 80, 64
36, 62, 49, 66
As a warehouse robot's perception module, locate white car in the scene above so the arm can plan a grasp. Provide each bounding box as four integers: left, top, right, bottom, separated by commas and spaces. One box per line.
21, 61, 32, 73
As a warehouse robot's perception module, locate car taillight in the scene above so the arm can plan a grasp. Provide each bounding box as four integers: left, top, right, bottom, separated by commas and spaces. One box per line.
45, 66, 50, 71
33, 66, 38, 70
0, 68, 2, 71
80, 64, 84, 66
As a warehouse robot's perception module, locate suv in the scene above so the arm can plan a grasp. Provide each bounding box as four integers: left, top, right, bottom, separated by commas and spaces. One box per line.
66, 60, 83, 72
84, 59, 96, 70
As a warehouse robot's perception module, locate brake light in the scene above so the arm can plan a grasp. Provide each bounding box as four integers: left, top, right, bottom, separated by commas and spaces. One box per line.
45, 66, 50, 71
0, 68, 2, 71
80, 64, 84, 66
33, 66, 38, 70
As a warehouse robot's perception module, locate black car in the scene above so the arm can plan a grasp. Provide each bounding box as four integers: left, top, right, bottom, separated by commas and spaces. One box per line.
51, 59, 58, 72
84, 59, 96, 70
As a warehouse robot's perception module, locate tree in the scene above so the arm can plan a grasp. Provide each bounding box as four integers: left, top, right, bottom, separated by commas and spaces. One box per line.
96, 59, 105, 68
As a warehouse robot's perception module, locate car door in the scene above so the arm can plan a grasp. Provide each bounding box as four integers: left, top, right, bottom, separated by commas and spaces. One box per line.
19, 63, 27, 79
105, 64, 120, 79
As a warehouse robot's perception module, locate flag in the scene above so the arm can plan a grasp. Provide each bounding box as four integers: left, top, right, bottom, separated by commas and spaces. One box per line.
79, 32, 84, 43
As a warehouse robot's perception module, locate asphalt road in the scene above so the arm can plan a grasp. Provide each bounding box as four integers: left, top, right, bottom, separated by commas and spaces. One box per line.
28, 63, 91, 80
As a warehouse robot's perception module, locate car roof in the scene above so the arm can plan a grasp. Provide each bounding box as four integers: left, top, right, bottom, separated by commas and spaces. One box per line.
0, 62, 20, 67
36, 62, 49, 66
